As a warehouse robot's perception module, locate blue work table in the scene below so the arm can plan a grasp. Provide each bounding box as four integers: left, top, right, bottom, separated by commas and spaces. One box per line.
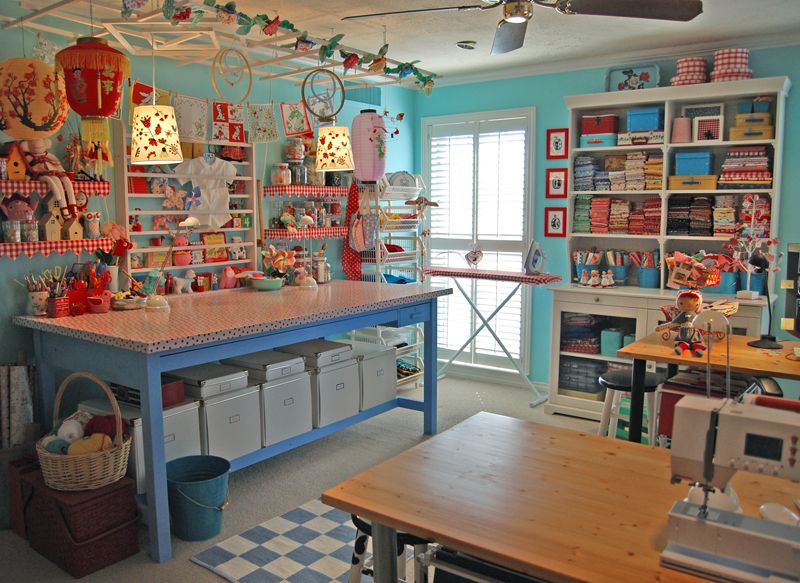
15, 281, 451, 562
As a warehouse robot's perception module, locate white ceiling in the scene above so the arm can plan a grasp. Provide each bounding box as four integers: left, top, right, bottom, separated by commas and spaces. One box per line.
241, 0, 800, 82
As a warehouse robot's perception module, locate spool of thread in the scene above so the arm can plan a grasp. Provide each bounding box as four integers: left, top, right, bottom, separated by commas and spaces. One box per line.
671, 117, 692, 143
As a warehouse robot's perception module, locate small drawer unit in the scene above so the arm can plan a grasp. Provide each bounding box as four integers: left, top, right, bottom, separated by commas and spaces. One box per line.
579, 133, 618, 148
346, 341, 398, 410
260, 372, 313, 447
308, 359, 360, 427
222, 350, 305, 383
164, 363, 248, 399
674, 151, 713, 176
729, 126, 775, 141
581, 114, 619, 135
668, 175, 719, 190
278, 339, 353, 368
79, 398, 201, 495
199, 385, 262, 461
627, 107, 663, 131
734, 113, 772, 126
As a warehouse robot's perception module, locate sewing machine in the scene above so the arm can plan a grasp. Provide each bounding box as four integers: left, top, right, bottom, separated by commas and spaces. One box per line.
662, 395, 800, 582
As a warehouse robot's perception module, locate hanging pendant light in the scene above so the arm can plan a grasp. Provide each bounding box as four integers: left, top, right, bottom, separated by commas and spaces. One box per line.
316, 125, 354, 172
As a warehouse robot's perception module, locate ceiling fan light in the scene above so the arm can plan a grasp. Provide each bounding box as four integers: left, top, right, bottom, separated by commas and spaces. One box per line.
504, 1, 533, 23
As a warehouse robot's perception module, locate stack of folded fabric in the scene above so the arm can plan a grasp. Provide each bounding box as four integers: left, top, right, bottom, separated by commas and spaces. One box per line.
609, 198, 631, 234
739, 193, 771, 238
629, 203, 645, 235
560, 314, 600, 354
718, 146, 772, 189
644, 153, 664, 190
643, 196, 662, 234
574, 155, 599, 192
625, 151, 647, 191
593, 170, 610, 191
671, 56, 708, 86
689, 196, 713, 237
573, 194, 593, 233
713, 194, 738, 237
710, 48, 752, 83
605, 155, 626, 192
667, 194, 692, 235
590, 197, 610, 234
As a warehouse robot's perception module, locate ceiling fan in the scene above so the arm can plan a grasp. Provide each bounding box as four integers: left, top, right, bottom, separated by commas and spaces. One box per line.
343, 0, 703, 55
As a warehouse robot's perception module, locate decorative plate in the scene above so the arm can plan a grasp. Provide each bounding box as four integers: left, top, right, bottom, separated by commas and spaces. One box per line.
388, 171, 416, 188
606, 64, 660, 91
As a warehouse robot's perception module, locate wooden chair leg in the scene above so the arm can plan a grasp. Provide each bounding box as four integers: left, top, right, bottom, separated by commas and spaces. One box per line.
598, 386, 614, 437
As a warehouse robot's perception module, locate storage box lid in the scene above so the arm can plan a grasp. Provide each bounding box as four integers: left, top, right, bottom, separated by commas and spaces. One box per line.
221, 350, 305, 372
79, 397, 199, 425
277, 339, 352, 359
21, 468, 134, 506
342, 340, 397, 359
628, 107, 663, 116
581, 114, 618, 120
307, 358, 356, 374
201, 384, 260, 406
165, 363, 248, 387
675, 152, 713, 161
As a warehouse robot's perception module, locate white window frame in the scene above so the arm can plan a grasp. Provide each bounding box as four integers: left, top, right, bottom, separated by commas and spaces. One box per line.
421, 107, 536, 375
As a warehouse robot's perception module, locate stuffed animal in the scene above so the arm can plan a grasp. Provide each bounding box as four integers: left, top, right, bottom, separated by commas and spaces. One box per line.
19, 139, 77, 219
67, 433, 112, 455
182, 269, 196, 293
0, 194, 38, 221
228, 236, 247, 260
220, 266, 237, 289
172, 276, 186, 294
655, 289, 706, 357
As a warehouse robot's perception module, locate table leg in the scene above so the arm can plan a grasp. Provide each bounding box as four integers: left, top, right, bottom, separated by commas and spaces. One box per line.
424, 299, 438, 435
628, 358, 646, 444
139, 359, 172, 562
32, 331, 55, 429
372, 522, 398, 583
667, 363, 678, 380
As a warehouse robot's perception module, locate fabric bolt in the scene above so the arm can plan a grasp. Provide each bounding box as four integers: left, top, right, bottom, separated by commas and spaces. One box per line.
173, 156, 238, 229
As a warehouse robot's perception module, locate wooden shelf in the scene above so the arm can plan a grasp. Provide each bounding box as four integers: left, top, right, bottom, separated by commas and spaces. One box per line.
0, 179, 111, 197
131, 209, 254, 216
129, 172, 252, 181
572, 190, 662, 196
0, 238, 113, 260
666, 235, 730, 242
572, 144, 664, 153
130, 259, 251, 274
263, 184, 348, 198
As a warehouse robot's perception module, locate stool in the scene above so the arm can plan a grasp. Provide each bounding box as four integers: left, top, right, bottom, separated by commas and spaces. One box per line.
598, 370, 664, 445
350, 515, 429, 583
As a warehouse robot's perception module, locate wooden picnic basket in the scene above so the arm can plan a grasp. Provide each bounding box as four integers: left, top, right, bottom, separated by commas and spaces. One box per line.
36, 372, 131, 491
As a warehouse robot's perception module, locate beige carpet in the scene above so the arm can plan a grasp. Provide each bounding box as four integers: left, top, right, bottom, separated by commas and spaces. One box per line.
0, 378, 595, 582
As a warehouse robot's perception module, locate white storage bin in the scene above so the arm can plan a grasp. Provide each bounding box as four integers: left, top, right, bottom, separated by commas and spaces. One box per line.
164, 363, 248, 399
200, 385, 262, 461
309, 359, 360, 427
261, 372, 313, 446
278, 339, 353, 368
78, 398, 201, 495
221, 350, 305, 383
345, 341, 397, 410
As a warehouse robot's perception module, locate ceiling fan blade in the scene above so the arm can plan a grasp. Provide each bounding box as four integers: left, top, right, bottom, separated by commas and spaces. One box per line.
491, 20, 528, 55
342, 4, 495, 21
557, 0, 702, 21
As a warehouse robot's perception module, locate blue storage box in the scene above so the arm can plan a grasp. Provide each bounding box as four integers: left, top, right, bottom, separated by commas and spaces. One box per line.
600, 329, 624, 357
736, 100, 753, 114
579, 133, 618, 148
623, 334, 635, 348
675, 152, 713, 175
753, 101, 770, 113
627, 107, 663, 131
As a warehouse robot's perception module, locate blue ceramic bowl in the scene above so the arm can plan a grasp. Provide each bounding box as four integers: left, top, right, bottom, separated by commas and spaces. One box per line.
250, 277, 283, 291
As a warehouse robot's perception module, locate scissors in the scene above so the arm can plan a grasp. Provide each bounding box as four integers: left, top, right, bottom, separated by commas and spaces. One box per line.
41, 265, 63, 282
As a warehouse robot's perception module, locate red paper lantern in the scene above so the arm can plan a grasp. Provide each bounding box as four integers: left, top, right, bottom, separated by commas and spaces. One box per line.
55, 38, 130, 144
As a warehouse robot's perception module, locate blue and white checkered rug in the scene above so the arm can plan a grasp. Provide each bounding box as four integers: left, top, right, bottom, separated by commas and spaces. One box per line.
192, 499, 370, 582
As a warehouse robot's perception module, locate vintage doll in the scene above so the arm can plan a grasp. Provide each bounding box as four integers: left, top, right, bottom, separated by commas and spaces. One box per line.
588, 269, 601, 287
656, 289, 705, 357
20, 139, 78, 219
600, 271, 610, 288
605, 269, 615, 287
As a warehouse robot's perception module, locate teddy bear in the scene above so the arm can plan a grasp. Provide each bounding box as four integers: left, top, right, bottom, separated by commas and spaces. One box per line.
19, 139, 78, 219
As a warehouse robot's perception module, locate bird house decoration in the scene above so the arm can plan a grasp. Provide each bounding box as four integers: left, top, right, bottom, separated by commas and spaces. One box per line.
0, 142, 28, 180
55, 38, 131, 145
0, 58, 69, 140
62, 216, 84, 240
39, 211, 62, 241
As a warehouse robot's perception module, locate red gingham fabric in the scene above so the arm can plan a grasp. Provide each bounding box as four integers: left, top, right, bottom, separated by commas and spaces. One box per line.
263, 226, 348, 240
423, 266, 562, 286
677, 57, 706, 67
0, 179, 111, 198
713, 58, 750, 69
671, 79, 707, 86
719, 171, 772, 180
0, 237, 113, 260
711, 74, 753, 83
263, 185, 348, 198
341, 182, 362, 281
712, 67, 753, 76
714, 48, 749, 58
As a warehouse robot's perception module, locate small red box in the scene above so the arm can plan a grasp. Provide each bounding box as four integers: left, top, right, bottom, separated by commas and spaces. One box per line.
46, 296, 69, 318
8, 455, 38, 539
581, 114, 619, 136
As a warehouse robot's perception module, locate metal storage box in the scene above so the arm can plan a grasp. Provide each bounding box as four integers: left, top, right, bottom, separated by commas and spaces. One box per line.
79, 398, 201, 495
221, 350, 305, 383
581, 114, 618, 135
346, 341, 398, 410
617, 130, 664, 145
308, 359, 360, 427
734, 112, 771, 126
675, 152, 713, 176
579, 133, 617, 148
627, 107, 663, 131
260, 372, 313, 446
278, 339, 353, 368
164, 363, 248, 399
200, 385, 262, 460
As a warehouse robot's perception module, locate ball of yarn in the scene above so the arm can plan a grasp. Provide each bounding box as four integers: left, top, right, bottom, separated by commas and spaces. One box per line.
67, 433, 112, 455
57, 419, 84, 443
44, 437, 70, 455
85, 415, 119, 438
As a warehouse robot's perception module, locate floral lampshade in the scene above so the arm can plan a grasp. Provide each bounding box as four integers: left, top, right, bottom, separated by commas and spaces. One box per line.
0, 58, 69, 139
130, 104, 183, 165
316, 125, 354, 172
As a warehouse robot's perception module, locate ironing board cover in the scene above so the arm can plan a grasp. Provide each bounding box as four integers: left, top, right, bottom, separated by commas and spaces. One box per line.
423, 266, 562, 285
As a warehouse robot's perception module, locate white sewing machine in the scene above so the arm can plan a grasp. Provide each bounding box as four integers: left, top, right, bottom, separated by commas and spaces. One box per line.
662, 395, 800, 582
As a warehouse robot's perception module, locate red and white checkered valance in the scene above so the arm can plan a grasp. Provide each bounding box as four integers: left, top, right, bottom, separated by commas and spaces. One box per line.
0, 179, 111, 199
0, 237, 113, 260
263, 185, 348, 198
264, 227, 348, 241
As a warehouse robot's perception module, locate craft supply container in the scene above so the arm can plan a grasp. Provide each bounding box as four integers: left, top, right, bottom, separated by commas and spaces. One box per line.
288, 160, 308, 185
285, 137, 305, 161
27, 290, 49, 316
638, 267, 660, 288
2, 220, 21, 243
199, 385, 261, 460
46, 296, 70, 318
270, 163, 291, 185
259, 372, 313, 447
21, 220, 38, 242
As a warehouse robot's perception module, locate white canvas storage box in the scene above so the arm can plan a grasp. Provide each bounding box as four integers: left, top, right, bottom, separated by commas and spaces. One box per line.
221, 350, 305, 383
277, 339, 353, 368
164, 363, 248, 399
308, 359, 359, 427
261, 372, 313, 446
78, 398, 201, 495
345, 341, 397, 410
199, 385, 261, 461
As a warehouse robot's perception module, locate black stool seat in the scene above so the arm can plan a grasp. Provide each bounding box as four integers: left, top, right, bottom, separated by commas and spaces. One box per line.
599, 370, 664, 393
351, 515, 429, 547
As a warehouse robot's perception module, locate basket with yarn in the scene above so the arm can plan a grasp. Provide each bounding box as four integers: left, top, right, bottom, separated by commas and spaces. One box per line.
35, 372, 131, 491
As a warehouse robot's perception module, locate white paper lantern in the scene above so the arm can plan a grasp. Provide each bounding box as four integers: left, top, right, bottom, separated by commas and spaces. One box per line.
130, 105, 183, 165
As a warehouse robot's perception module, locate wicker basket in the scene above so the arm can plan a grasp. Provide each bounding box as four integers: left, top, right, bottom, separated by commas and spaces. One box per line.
36, 372, 132, 491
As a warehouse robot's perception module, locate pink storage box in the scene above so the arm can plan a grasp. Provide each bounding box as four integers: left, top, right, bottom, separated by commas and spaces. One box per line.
676, 65, 707, 75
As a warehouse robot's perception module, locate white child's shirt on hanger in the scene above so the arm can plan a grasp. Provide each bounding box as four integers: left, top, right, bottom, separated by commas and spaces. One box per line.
174, 156, 237, 229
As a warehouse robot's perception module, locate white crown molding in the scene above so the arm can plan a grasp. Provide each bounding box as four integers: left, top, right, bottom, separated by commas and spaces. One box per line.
435, 31, 800, 87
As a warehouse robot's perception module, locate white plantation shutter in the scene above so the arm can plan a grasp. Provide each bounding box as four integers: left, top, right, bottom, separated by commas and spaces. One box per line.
424, 110, 533, 371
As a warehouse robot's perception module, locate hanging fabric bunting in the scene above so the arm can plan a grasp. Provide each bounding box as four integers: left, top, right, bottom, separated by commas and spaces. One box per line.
318, 34, 345, 64
247, 103, 279, 143
279, 101, 311, 137
211, 100, 245, 143
174, 94, 209, 143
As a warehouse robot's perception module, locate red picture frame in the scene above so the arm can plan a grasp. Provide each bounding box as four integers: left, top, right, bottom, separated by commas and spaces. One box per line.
546, 128, 569, 160
200, 231, 228, 263
544, 207, 567, 237
545, 168, 568, 198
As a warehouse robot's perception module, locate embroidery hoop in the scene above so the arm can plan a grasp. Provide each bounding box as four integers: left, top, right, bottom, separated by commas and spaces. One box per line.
211, 48, 252, 103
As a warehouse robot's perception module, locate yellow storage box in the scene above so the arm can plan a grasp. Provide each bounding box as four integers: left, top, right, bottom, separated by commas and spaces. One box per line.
734, 113, 772, 126
729, 126, 775, 141
668, 175, 719, 190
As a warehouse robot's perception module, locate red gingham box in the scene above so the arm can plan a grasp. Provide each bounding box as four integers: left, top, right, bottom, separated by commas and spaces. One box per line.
671, 79, 707, 86
677, 57, 706, 66
712, 67, 753, 76
713, 55, 750, 66
714, 48, 750, 59
711, 74, 753, 83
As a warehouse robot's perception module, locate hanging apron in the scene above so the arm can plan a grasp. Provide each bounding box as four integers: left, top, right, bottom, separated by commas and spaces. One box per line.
341, 182, 363, 281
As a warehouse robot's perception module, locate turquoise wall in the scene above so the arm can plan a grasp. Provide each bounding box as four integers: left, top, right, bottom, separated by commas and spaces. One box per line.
412, 44, 800, 384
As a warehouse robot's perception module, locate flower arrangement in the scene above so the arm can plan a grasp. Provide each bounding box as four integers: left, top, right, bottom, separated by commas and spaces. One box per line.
261, 245, 296, 279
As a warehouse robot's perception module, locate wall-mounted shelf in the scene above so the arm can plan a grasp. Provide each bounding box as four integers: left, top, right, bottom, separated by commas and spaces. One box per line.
263, 184, 348, 198
0, 179, 110, 198
129, 259, 251, 274
263, 226, 348, 241
0, 238, 113, 260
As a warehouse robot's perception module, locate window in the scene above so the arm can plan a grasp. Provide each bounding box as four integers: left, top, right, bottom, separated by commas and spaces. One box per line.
422, 108, 535, 372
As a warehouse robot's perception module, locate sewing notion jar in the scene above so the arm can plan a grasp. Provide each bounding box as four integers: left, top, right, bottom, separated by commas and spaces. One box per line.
21, 220, 39, 242
271, 163, 291, 186
2, 220, 21, 243
288, 160, 308, 185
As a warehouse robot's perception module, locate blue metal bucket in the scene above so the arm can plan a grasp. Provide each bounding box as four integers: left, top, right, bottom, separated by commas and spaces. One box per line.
166, 455, 230, 541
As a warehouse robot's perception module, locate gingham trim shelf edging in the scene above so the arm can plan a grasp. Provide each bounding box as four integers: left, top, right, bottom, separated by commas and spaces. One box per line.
0, 238, 114, 260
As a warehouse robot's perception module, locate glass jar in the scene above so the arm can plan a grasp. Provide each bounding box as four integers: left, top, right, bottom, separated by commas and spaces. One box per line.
288, 160, 308, 185
271, 163, 291, 185
285, 137, 305, 161
2, 220, 21, 243
312, 256, 331, 283
305, 158, 323, 186
21, 220, 38, 242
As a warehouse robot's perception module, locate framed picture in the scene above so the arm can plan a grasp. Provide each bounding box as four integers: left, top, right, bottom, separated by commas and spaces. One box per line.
545, 168, 568, 198
681, 102, 724, 119
544, 207, 567, 238
606, 64, 660, 91
546, 128, 569, 160
201, 232, 228, 263
693, 115, 723, 143
146, 250, 171, 268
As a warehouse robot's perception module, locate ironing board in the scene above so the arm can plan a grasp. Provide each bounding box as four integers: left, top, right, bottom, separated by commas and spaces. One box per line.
423, 266, 562, 406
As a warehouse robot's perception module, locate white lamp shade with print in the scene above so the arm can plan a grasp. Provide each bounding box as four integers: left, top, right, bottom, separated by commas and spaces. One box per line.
130, 105, 183, 165
316, 125, 354, 172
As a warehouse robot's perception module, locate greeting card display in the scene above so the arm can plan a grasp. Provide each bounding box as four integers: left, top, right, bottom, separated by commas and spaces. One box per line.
212, 100, 245, 143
